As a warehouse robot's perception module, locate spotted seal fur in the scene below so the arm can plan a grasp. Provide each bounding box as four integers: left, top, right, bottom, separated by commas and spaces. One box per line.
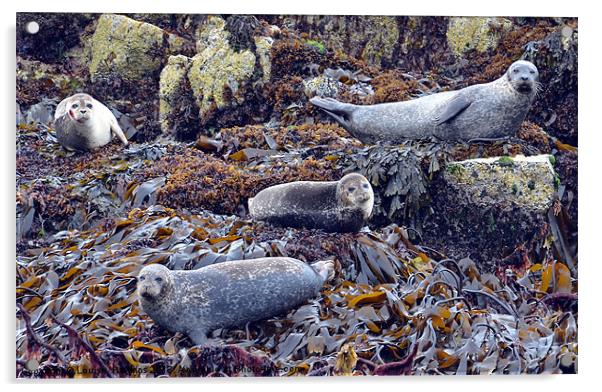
137, 258, 334, 345
54, 93, 129, 151
248, 173, 374, 232
310, 60, 540, 143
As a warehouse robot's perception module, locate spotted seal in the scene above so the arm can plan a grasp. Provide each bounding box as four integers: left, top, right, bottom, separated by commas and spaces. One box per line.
137, 258, 334, 345
53, 93, 129, 151
248, 173, 374, 232
310, 60, 540, 143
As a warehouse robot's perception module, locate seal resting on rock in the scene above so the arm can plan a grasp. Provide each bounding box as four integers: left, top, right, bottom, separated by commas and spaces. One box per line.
137, 258, 334, 345
53, 93, 129, 151
249, 173, 374, 232
311, 60, 540, 143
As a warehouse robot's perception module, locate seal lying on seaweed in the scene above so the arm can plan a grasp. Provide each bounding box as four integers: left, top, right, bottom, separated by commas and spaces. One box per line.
137, 258, 334, 345
249, 173, 374, 232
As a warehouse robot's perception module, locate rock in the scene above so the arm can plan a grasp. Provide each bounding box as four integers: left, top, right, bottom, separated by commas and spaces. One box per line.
423, 154, 557, 272
188, 16, 256, 124
264, 15, 400, 68
158, 55, 194, 135
443, 154, 556, 212
89, 13, 192, 81
254, 36, 274, 82
446, 17, 513, 57
158, 16, 260, 136
302, 76, 342, 99
16, 13, 94, 62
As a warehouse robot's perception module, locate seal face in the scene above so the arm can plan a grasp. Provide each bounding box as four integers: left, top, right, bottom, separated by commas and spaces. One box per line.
136, 258, 334, 345
249, 173, 374, 232
53, 93, 129, 151
310, 60, 540, 143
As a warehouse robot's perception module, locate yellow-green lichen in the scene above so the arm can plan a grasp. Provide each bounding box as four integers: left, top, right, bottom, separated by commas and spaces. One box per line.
89, 14, 190, 81
254, 36, 273, 82
360, 16, 400, 67
188, 16, 256, 119
444, 155, 555, 212
159, 55, 192, 132
446, 17, 512, 57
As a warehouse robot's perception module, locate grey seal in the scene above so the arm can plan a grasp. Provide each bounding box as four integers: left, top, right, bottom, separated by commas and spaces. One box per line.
249, 173, 374, 232
53, 93, 129, 151
137, 258, 334, 345
310, 60, 540, 143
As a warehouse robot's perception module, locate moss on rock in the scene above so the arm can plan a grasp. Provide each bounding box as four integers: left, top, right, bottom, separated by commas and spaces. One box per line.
446, 17, 513, 57
188, 16, 257, 125
89, 13, 191, 81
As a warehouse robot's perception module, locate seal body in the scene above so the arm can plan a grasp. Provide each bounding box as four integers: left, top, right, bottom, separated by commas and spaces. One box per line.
137, 258, 334, 345
53, 93, 129, 151
311, 60, 539, 143
249, 173, 374, 232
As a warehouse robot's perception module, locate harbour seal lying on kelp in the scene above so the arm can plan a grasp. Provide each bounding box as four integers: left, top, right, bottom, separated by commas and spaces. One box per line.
137, 258, 334, 345
54, 93, 129, 151
311, 60, 540, 143
249, 173, 374, 232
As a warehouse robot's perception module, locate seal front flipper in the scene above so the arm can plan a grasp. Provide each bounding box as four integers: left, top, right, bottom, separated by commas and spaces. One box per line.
107, 110, 129, 146
434, 94, 472, 126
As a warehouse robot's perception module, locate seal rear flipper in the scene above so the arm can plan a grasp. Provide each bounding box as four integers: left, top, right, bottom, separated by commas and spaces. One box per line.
434, 94, 472, 126
109, 116, 129, 146
310, 259, 335, 283
310, 97, 354, 130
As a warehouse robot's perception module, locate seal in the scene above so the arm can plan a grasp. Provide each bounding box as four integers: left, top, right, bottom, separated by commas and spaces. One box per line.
248, 173, 373, 232
136, 258, 334, 345
53, 93, 129, 151
310, 60, 540, 143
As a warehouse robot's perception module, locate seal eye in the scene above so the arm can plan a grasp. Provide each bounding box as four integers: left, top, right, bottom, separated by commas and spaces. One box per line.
529, 70, 535, 74
348, 187, 356, 192
155, 277, 163, 283
71, 103, 79, 109
513, 68, 519, 73
86, 103, 93, 109
362, 183, 369, 189
139, 276, 145, 281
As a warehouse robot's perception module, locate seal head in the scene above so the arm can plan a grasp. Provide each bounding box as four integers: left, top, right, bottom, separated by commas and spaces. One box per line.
137, 264, 172, 301
336, 173, 374, 220
506, 60, 540, 94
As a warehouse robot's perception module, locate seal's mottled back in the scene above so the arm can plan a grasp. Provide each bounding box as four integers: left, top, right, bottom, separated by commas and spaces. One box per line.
137, 258, 334, 345
311, 60, 540, 143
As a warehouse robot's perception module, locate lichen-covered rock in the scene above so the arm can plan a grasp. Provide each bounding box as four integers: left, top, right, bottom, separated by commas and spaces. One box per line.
89, 13, 192, 81
446, 17, 513, 57
303, 76, 342, 99
264, 15, 400, 68
188, 16, 257, 125
443, 154, 556, 212
158, 55, 194, 134
254, 36, 274, 82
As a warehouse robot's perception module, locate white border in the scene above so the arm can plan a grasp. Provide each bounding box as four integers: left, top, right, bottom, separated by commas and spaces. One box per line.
3, 0, 597, 390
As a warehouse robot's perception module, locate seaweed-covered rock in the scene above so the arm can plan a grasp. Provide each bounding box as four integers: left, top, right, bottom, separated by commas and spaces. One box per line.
16, 13, 95, 62
89, 13, 193, 81
265, 16, 400, 68
446, 17, 513, 57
